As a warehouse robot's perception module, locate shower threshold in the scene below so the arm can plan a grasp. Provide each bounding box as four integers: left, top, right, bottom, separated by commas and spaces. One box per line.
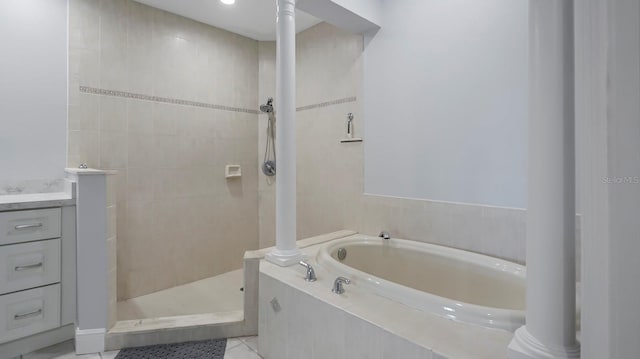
106, 310, 247, 350
106, 268, 256, 351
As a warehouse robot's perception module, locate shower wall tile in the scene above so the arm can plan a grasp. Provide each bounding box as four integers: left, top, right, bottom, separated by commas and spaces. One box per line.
78, 130, 101, 168
126, 100, 153, 134
69, 0, 100, 50
126, 169, 153, 203
127, 134, 154, 169
296, 23, 363, 108
258, 189, 276, 248
257, 24, 364, 248
257, 42, 276, 249
100, 132, 128, 169
68, 48, 101, 96
70, 0, 259, 300
99, 96, 127, 133
106, 173, 118, 329
69, 93, 100, 131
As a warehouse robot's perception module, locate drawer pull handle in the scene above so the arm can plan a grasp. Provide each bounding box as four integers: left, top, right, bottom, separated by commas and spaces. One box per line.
14, 308, 42, 320
14, 262, 44, 271
14, 223, 43, 230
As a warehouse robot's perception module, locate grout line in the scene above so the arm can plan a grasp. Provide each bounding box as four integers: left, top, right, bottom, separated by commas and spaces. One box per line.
225, 338, 245, 351
239, 336, 260, 355
225, 341, 263, 358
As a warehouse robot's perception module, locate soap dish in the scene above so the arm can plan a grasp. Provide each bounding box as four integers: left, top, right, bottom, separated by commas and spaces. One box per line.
225, 165, 242, 178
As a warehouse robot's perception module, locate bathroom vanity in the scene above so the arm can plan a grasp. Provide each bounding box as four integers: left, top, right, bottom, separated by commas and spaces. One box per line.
0, 191, 77, 358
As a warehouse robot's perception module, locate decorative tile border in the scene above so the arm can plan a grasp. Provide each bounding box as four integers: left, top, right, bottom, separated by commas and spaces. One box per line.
79, 86, 260, 114
80, 86, 357, 115
296, 96, 357, 112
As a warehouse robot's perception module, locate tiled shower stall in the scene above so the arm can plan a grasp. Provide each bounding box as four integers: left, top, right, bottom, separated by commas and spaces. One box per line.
68, 0, 529, 330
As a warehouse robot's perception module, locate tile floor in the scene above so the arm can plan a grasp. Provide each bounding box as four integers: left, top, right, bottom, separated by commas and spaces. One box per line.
24, 336, 261, 359
117, 269, 244, 320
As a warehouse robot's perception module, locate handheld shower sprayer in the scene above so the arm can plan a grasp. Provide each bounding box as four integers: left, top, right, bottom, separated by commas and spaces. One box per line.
260, 98, 274, 113
260, 98, 276, 177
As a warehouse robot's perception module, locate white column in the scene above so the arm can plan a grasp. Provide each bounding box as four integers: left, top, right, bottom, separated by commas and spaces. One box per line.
508, 1, 580, 358
265, 0, 304, 266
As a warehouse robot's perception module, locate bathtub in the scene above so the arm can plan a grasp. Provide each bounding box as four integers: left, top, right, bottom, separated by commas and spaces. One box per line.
316, 235, 526, 331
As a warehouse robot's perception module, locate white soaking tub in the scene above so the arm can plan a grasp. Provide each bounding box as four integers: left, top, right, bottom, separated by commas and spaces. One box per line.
316, 235, 526, 331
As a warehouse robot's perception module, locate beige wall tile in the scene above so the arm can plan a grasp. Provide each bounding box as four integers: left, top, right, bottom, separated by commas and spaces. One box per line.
99, 0, 129, 91
100, 96, 127, 133
66, 0, 263, 299
69, 0, 101, 50
69, 48, 101, 93
127, 100, 154, 136
126, 168, 154, 203
107, 205, 117, 239
78, 130, 101, 168
127, 133, 154, 168
258, 189, 275, 248
153, 135, 182, 169
68, 93, 100, 131
256, 22, 366, 246
126, 1, 154, 95
100, 132, 127, 169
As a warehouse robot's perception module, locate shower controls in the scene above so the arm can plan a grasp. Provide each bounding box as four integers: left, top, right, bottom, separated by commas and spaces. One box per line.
332, 276, 351, 294
262, 161, 276, 177
298, 261, 317, 282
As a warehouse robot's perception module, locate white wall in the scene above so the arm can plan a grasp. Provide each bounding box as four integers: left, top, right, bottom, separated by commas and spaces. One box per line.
0, 0, 68, 181
363, 0, 528, 208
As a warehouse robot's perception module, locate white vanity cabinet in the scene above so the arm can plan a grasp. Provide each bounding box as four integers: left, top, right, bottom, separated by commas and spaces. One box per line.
0, 196, 76, 357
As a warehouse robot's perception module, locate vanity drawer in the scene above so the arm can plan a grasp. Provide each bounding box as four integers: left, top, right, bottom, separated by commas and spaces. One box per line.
0, 208, 61, 246
0, 238, 61, 295
0, 284, 60, 344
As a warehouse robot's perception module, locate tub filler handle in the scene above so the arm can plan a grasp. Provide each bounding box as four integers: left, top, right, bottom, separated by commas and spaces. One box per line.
332, 277, 351, 294
298, 261, 317, 282
379, 231, 390, 240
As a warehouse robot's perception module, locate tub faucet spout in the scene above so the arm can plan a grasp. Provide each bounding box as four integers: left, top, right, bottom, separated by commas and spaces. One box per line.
379, 231, 390, 240
298, 261, 317, 282
332, 276, 351, 294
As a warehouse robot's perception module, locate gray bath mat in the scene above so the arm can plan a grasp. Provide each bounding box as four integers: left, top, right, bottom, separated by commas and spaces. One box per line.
115, 338, 227, 359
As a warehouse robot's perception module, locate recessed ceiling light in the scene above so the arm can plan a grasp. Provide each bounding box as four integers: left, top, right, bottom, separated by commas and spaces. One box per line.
220, 0, 235, 4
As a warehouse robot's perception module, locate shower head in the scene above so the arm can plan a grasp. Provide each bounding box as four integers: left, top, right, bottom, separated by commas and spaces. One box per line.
260, 98, 274, 113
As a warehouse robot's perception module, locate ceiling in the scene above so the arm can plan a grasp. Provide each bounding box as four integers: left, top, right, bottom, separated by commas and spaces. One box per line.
134, 0, 323, 41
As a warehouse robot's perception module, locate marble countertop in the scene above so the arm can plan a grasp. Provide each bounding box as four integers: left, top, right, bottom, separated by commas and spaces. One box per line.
0, 192, 75, 211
